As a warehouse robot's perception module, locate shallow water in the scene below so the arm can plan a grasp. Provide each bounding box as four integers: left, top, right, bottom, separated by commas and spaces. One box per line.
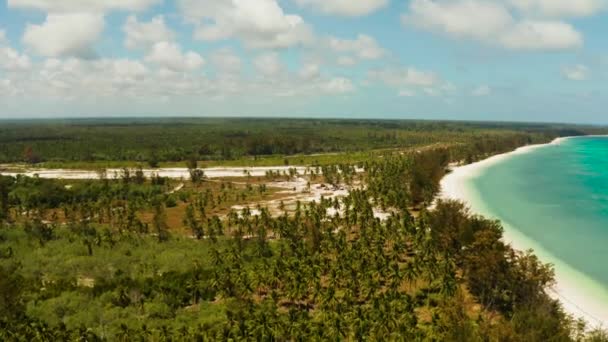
466, 136, 608, 325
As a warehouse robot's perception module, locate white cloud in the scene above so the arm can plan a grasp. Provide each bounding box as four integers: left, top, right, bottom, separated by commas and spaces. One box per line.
108, 59, 148, 81
472, 85, 491, 96
8, 0, 160, 13
500, 21, 582, 50
253, 52, 285, 76
179, 0, 314, 49
0, 46, 32, 71
369, 67, 439, 87
0, 30, 6, 43
294, 0, 388, 16
424, 88, 440, 96
23, 13, 104, 58
337, 56, 356, 66
562, 64, 589, 81
34, 58, 150, 98
402, 0, 583, 51
370, 67, 456, 97
210, 48, 242, 74
328, 34, 385, 60
424, 82, 456, 97
15, 0, 162, 59
0, 52, 364, 104
0, 79, 19, 97
510, 0, 606, 18
404, 0, 513, 40
206, 49, 242, 95
145, 41, 205, 72
31, 57, 215, 100
398, 89, 415, 97
124, 15, 175, 50
402, 0, 513, 39
299, 63, 321, 80
322, 77, 355, 93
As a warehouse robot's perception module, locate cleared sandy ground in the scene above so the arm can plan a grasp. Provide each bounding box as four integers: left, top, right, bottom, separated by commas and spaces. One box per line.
0, 166, 310, 180
2, 164, 390, 221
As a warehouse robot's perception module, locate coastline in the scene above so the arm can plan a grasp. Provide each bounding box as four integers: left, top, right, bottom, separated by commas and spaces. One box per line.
439, 136, 608, 328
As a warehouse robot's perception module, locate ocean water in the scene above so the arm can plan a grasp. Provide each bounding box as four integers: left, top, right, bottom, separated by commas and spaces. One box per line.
465, 136, 608, 324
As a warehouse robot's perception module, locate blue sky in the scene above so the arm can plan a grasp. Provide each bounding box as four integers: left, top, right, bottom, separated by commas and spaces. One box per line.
0, 0, 607, 124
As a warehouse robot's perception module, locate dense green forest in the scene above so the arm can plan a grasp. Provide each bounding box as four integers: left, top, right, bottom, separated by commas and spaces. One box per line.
1, 119, 607, 341
0, 118, 603, 167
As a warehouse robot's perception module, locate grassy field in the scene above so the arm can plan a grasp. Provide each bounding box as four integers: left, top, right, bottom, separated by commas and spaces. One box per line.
35, 144, 457, 170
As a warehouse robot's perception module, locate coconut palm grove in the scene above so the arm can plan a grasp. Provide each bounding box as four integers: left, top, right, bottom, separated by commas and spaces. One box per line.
0, 119, 607, 341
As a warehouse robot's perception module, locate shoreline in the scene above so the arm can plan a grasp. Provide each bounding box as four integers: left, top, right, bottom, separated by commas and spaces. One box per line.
439, 136, 608, 328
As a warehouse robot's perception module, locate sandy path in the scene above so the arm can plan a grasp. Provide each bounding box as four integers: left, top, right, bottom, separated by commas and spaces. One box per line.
0, 166, 310, 180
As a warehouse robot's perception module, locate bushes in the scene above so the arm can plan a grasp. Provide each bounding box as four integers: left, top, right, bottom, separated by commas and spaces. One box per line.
0, 263, 27, 322
165, 196, 177, 208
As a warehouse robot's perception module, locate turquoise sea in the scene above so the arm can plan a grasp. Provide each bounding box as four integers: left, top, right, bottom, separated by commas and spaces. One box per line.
464, 136, 608, 324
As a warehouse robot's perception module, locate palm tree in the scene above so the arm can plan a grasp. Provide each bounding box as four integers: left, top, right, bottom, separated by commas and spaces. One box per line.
116, 324, 130, 342
403, 262, 419, 292
152, 202, 169, 242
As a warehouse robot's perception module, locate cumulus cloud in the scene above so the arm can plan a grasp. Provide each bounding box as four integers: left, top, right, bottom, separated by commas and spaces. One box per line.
562, 64, 589, 81
369, 67, 440, 87
402, 0, 584, 51
510, 0, 606, 18
321, 77, 355, 93
23, 13, 104, 58
7, 0, 160, 13
14, 0, 162, 59
253, 52, 285, 77
27, 57, 216, 101
0, 46, 32, 71
124, 15, 175, 50
328, 34, 386, 60
398, 89, 415, 97
0, 30, 6, 43
108, 60, 148, 81
0, 79, 20, 97
210, 48, 242, 74
337, 56, 357, 66
145, 41, 205, 72
369, 67, 455, 96
500, 21, 582, 50
0, 51, 367, 104
404, 0, 513, 40
299, 63, 321, 80
294, 0, 388, 17
34, 58, 149, 98
178, 0, 314, 49
472, 85, 491, 96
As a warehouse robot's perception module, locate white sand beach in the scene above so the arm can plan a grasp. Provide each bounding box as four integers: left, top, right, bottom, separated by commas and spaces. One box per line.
439, 137, 608, 328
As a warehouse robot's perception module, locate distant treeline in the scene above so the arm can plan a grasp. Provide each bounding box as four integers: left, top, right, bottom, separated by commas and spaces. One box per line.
0, 118, 603, 164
